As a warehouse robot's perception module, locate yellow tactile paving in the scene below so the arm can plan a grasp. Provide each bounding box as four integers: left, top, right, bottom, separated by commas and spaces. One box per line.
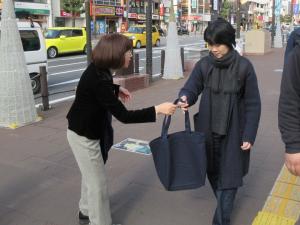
277, 167, 300, 186
252, 211, 295, 225
252, 166, 300, 225
263, 196, 300, 221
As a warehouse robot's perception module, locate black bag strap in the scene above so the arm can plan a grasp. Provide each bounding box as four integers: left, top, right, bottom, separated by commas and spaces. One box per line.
161, 99, 192, 138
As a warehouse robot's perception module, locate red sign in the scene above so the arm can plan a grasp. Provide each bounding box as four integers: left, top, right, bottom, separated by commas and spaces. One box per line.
181, 15, 202, 21
128, 13, 137, 19
95, 6, 115, 16
60, 10, 72, 17
160, 4, 164, 16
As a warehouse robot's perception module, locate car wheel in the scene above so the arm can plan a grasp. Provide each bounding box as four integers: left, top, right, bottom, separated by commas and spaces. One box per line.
136, 41, 141, 49
47, 47, 58, 59
155, 39, 160, 47
30, 73, 41, 94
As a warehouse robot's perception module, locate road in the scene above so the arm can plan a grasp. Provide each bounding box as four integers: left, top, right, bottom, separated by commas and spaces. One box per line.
35, 34, 206, 105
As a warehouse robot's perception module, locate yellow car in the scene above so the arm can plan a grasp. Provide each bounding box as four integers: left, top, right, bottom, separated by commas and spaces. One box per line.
45, 27, 86, 58
123, 25, 160, 48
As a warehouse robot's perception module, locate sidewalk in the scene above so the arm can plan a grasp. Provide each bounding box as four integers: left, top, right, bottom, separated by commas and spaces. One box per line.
0, 48, 287, 225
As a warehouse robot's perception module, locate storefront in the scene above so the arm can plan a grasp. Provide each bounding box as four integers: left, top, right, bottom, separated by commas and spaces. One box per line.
92, 5, 124, 34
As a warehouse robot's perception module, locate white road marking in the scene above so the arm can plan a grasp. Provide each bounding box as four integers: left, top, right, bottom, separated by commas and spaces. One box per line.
49, 78, 80, 87
49, 68, 85, 76
48, 61, 86, 68
274, 69, 283, 73
48, 55, 86, 62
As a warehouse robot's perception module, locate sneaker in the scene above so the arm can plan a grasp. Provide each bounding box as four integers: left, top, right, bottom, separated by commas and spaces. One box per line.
79, 211, 90, 225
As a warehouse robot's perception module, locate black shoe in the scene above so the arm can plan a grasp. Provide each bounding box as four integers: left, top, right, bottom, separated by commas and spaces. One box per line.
79, 211, 90, 225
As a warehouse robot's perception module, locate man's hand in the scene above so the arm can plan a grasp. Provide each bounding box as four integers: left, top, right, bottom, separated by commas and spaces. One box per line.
285, 152, 300, 176
119, 87, 132, 103
241, 142, 252, 150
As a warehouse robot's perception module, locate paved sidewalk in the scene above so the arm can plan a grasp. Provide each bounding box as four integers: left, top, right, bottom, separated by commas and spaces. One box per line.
0, 48, 287, 225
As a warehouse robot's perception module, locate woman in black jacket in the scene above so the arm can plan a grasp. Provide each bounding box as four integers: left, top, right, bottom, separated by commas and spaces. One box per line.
178, 18, 261, 225
67, 33, 177, 225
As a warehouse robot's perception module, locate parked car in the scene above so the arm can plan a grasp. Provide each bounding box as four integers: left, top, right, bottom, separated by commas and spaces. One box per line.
0, 21, 47, 94
177, 27, 189, 35
45, 27, 86, 58
123, 25, 160, 48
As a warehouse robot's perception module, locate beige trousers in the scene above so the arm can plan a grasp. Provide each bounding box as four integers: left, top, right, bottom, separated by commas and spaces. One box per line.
67, 129, 112, 225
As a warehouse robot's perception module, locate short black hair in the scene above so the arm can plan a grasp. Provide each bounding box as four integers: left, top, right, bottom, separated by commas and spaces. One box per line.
92, 33, 132, 69
204, 18, 236, 49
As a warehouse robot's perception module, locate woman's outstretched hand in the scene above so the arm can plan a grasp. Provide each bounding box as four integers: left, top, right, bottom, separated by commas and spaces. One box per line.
119, 86, 132, 103
177, 96, 189, 111
155, 102, 177, 115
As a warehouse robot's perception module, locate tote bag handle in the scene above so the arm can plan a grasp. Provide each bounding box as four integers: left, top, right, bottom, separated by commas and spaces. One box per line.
161, 99, 192, 138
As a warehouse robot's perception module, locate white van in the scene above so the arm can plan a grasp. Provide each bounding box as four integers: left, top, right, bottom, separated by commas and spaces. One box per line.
0, 21, 47, 94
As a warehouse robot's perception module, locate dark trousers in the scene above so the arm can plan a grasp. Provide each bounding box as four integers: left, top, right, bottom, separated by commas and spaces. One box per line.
208, 133, 238, 225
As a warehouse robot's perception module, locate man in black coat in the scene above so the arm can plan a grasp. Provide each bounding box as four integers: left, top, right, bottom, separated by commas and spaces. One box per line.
278, 29, 300, 176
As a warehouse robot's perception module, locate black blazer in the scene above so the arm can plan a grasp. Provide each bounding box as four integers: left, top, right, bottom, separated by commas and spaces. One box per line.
67, 63, 156, 161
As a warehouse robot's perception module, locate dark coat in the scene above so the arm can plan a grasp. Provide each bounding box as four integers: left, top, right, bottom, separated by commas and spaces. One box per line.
279, 45, 300, 153
67, 63, 156, 162
179, 55, 261, 189
285, 28, 300, 64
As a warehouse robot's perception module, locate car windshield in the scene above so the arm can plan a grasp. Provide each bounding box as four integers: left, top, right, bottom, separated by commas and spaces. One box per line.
127, 27, 144, 34
45, 30, 60, 39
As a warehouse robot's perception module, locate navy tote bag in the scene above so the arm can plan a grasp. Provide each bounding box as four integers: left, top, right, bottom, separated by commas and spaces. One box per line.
149, 111, 207, 191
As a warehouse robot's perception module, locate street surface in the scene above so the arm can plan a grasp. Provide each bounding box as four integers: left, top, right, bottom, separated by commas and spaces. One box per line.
35, 34, 206, 105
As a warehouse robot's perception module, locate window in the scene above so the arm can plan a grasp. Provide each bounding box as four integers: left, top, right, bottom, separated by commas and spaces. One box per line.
20, 30, 40, 51
60, 30, 73, 37
72, 29, 83, 36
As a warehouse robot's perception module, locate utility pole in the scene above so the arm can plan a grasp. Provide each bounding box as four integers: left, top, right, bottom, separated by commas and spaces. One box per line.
146, 0, 153, 79
236, 0, 241, 38
85, 0, 92, 64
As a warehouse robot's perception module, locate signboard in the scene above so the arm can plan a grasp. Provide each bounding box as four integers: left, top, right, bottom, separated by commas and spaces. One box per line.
97, 19, 106, 34
115, 6, 124, 16
181, 15, 202, 21
138, 14, 146, 20
95, 6, 115, 16
113, 138, 151, 155
294, 4, 299, 14
152, 14, 159, 20
60, 10, 72, 17
128, 13, 138, 19
14, 2, 50, 15
213, 0, 218, 11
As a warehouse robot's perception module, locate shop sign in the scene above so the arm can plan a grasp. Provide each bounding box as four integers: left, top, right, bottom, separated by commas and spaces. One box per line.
60, 10, 72, 17
159, 3, 164, 16
137, 14, 146, 20
95, 6, 115, 16
128, 13, 138, 19
14, 2, 50, 15
115, 6, 124, 16
181, 15, 202, 21
152, 15, 159, 20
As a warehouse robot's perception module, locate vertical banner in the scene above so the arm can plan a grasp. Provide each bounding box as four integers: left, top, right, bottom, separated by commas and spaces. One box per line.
191, 0, 197, 9
275, 0, 281, 16
294, 4, 299, 14
213, 0, 218, 11
97, 19, 106, 34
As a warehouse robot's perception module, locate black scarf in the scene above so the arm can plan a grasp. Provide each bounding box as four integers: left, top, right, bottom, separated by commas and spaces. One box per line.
207, 50, 240, 135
